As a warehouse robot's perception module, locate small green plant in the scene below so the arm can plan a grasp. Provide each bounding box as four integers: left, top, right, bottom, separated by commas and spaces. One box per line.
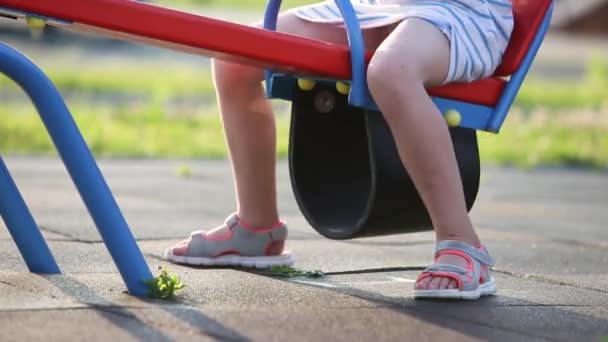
176, 164, 193, 178
268, 266, 324, 278
600, 335, 608, 342
145, 267, 186, 300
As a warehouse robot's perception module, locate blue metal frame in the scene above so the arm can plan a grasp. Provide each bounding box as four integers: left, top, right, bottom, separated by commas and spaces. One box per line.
0, 42, 152, 297
262, 0, 281, 98
487, 1, 554, 133
263, 0, 372, 107
0, 156, 60, 274
264, 0, 554, 133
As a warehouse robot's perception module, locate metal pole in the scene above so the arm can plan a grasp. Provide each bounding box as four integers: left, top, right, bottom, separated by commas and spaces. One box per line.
0, 156, 61, 274
0, 42, 152, 297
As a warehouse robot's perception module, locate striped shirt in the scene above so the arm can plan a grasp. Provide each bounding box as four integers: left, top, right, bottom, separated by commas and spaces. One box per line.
293, 0, 514, 82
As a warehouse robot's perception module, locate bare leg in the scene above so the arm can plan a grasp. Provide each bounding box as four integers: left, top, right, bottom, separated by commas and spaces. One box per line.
366, 19, 481, 290
212, 13, 389, 228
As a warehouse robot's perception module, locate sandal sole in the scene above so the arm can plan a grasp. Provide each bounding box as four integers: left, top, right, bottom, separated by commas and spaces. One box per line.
413, 278, 497, 300
163, 249, 295, 269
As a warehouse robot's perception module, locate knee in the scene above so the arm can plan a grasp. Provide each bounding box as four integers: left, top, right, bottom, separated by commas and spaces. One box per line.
366, 50, 423, 100
211, 58, 263, 92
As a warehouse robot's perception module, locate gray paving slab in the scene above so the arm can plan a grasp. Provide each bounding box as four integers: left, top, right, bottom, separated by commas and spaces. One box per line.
6, 157, 608, 243
473, 168, 608, 243
0, 306, 528, 342
0, 223, 66, 241
3, 229, 604, 291
0, 268, 606, 341
1, 157, 607, 341
0, 308, 217, 342
2, 157, 317, 241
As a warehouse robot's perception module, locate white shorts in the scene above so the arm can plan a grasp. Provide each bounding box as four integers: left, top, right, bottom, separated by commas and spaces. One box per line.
292, 0, 515, 84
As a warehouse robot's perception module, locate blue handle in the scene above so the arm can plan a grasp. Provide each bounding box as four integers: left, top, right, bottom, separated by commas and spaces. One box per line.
263, 0, 371, 107
263, 0, 282, 97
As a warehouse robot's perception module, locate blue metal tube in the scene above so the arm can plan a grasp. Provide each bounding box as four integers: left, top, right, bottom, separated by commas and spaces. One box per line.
263, 0, 372, 106
487, 2, 554, 132
0, 156, 61, 274
332, 0, 372, 107
263, 0, 282, 97
0, 42, 152, 297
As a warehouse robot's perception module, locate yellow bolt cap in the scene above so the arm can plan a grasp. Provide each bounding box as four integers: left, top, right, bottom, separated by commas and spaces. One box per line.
25, 16, 46, 30
336, 81, 350, 95
297, 78, 316, 91
445, 110, 462, 127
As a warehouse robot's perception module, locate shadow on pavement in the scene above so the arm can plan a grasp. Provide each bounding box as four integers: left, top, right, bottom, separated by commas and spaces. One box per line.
42, 274, 252, 341
244, 270, 608, 341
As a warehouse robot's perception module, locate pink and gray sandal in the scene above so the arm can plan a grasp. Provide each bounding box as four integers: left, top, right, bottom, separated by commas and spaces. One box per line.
163, 213, 294, 268
414, 240, 497, 300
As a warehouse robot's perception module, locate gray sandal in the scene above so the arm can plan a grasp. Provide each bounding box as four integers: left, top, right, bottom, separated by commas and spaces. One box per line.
164, 213, 294, 268
414, 240, 497, 300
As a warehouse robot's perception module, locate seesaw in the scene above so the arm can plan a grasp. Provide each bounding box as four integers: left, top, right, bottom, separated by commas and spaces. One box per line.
0, 0, 554, 295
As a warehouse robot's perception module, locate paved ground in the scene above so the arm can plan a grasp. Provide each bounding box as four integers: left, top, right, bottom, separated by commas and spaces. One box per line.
0, 157, 607, 341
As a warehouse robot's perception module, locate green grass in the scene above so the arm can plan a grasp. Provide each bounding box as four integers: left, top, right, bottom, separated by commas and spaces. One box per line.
0, 102, 291, 158
517, 56, 608, 110
1, 57, 607, 169
4, 56, 603, 111
478, 108, 608, 169
2, 99, 606, 169
267, 266, 325, 278
0, 65, 216, 101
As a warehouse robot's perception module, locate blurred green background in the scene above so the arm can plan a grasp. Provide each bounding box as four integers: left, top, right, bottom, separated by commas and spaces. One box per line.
0, 0, 607, 169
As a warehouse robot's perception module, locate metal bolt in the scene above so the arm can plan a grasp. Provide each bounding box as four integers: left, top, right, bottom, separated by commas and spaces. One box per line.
314, 90, 335, 113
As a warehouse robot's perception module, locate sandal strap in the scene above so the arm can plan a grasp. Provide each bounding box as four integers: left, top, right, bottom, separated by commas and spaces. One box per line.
424, 263, 468, 275
225, 213, 239, 229
435, 240, 495, 267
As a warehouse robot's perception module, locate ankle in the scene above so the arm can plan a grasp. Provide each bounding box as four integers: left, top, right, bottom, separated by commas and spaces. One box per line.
436, 234, 482, 249
235, 212, 283, 231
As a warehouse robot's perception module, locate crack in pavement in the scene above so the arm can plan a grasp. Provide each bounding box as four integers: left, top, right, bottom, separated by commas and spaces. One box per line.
147, 251, 607, 294
324, 267, 426, 275
0, 280, 17, 287
21, 231, 608, 295
0, 305, 152, 313
38, 226, 95, 244
492, 268, 608, 294
551, 238, 608, 250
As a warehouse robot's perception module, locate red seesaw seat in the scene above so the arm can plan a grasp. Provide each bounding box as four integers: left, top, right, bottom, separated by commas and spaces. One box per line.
0, 0, 551, 108
425, 0, 554, 107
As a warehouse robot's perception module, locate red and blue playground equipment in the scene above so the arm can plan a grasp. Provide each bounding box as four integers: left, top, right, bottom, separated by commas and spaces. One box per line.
0, 0, 554, 297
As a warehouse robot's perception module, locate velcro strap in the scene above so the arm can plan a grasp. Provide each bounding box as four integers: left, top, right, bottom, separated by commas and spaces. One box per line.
189, 230, 205, 238
435, 240, 495, 266
225, 213, 240, 229
424, 263, 468, 275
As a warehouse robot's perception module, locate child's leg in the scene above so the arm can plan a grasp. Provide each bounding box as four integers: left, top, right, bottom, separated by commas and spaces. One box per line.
212, 13, 389, 228
166, 12, 391, 264
366, 18, 481, 291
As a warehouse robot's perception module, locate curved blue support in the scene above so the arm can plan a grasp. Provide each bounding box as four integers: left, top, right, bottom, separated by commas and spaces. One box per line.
263, 0, 282, 97
0, 156, 60, 274
263, 0, 372, 106
0, 42, 152, 297
331, 0, 370, 107
487, 1, 554, 132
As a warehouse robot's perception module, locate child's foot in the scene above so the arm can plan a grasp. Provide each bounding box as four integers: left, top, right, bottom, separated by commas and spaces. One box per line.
414, 240, 496, 300
164, 213, 294, 268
